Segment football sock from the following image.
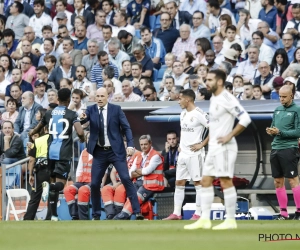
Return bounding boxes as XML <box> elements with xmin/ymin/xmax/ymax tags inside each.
<box><xmin>49</xmin><ymin>191</ymin><xmax>59</xmax><ymax>217</ymax></box>
<box><xmin>292</xmin><ymin>185</ymin><xmax>300</xmax><ymax>212</ymax></box>
<box><xmin>195</xmin><ymin>185</ymin><xmax>202</xmax><ymax>216</ymax></box>
<box><xmin>50</xmin><ymin>182</ymin><xmax>64</xmax><ymax>192</ymax></box>
<box><xmin>223</xmin><ymin>186</ymin><xmax>237</xmax><ymax>220</ymax></box>
<box><xmin>276</xmin><ymin>187</ymin><xmax>288</xmax><ymax>217</ymax></box>
<box><xmin>200</xmin><ymin>186</ymin><xmax>214</xmax><ymax>220</ymax></box>
<box><xmin>173</xmin><ymin>185</ymin><xmax>185</xmax><ymax>216</ymax></box>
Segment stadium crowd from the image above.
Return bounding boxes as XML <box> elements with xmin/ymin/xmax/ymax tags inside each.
<box><xmin>0</xmin><ymin>0</ymin><xmax>300</xmax><ymax>220</ymax></box>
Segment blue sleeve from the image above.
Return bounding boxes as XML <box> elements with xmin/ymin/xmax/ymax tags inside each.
<box><xmin>258</xmin><ymin>10</ymin><xmax>262</xmax><ymax>20</ymax></box>
<box><xmin>5</xmin><ymin>84</ymin><xmax>11</xmax><ymax>97</ymax></box>
<box><xmin>127</xmin><ymin>4</ymin><xmax>133</xmax><ymax>17</ymax></box>
<box><xmin>113</xmin><ymin>65</ymin><xmax>119</xmax><ymax>79</ymax></box>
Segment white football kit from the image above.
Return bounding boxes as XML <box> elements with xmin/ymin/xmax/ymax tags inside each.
<box><xmin>203</xmin><ymin>90</ymin><xmax>251</xmax><ymax>177</ymax></box>
<box><xmin>177</xmin><ymin>107</ymin><xmax>209</xmax><ymax>181</ymax></box>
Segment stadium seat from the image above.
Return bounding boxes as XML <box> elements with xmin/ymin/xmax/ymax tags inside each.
<box><xmin>149</xmin><ymin>15</ymin><xmax>156</xmax><ymax>31</ymax></box>
<box><xmin>152</xmin><ymin>68</ymin><xmax>158</xmax><ymax>82</ymax></box>
<box><xmin>157</xmin><ymin>65</ymin><xmax>167</xmax><ymax>81</ymax></box>
<box><xmin>6</xmin><ymin>189</ymin><xmax>30</xmax><ymax>221</ymax></box>
<box><xmin>155</xmin><ymin>15</ymin><xmax>161</xmax><ymax>29</ymax></box>
<box><xmin>153</xmin><ymin>81</ymin><xmax>161</xmax><ymax>93</ymax></box>
<box><xmin>135</xmin><ymin>30</ymin><xmax>141</xmax><ymax>39</ymax></box>
<box><xmin>6</xmin><ymin>165</ymin><xmax>22</xmax><ymax>189</ymax></box>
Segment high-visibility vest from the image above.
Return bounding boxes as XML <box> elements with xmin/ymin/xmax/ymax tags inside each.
<box><xmin>115</xmin><ymin>151</ymin><xmax>142</xmax><ymax>181</ymax></box>
<box><xmin>78</xmin><ymin>149</ymin><xmax>93</xmax><ymax>183</ymax></box>
<box><xmin>135</xmin><ymin>149</ymin><xmax>164</xmax><ymax>191</ymax></box>
<box><xmin>35</xmin><ymin>134</ymin><xmax>49</xmax><ymax>158</ymax></box>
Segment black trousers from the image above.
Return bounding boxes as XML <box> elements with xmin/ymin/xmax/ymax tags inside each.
<box><xmin>24</xmin><ymin>168</ymin><xmax>52</xmax><ymax>220</ymax></box>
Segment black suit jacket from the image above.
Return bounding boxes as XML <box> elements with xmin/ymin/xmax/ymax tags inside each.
<box><xmin>170</xmin><ymin>10</ymin><xmax>192</xmax><ymax>28</ymax></box>
<box><xmin>71</xmin><ymin>10</ymin><xmax>95</xmax><ymax>28</ymax></box>
<box><xmin>108</xmin><ymin>11</ymin><xmax>115</xmax><ymax>26</ymax></box>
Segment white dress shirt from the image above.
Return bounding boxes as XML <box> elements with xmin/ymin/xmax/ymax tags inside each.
<box><xmin>98</xmin><ymin>104</ymin><xmax>111</xmax><ymax>147</ymax></box>
<box><xmin>23</xmin><ymin>105</ymin><xmax>33</xmax><ymax>131</ymax></box>
<box><xmin>258</xmin><ymin>43</ymin><xmax>274</xmax><ymax>65</ymax></box>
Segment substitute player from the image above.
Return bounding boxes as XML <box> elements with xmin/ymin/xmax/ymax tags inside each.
<box><xmin>184</xmin><ymin>69</ymin><xmax>251</xmax><ymax>230</ymax></box>
<box><xmin>163</xmin><ymin>89</ymin><xmax>209</xmax><ymax>220</ymax></box>
<box><xmin>29</xmin><ymin>88</ymin><xmax>85</xmax><ymax>221</ymax></box>
<box><xmin>266</xmin><ymin>85</ymin><xmax>300</xmax><ymax>220</ymax></box>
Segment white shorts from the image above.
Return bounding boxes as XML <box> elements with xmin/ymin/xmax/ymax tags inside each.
<box><xmin>203</xmin><ymin>149</ymin><xmax>237</xmax><ymax>178</ymax></box>
<box><xmin>176</xmin><ymin>152</ymin><xmax>203</xmax><ymax>181</ymax></box>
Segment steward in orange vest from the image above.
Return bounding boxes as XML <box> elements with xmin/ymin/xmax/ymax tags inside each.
<box><xmin>114</xmin><ymin>135</ymin><xmax>164</xmax><ymax>220</ymax></box>
<box><xmin>101</xmin><ymin>150</ymin><xmax>141</xmax><ymax>219</ymax></box>
<box><xmin>64</xmin><ymin>149</ymin><xmax>93</xmax><ymax>220</ymax></box>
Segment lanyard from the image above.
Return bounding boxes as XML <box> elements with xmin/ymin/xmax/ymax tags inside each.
<box><xmin>141</xmin><ymin>148</ymin><xmax>152</xmax><ymax>168</ymax></box>
<box><xmin>169</xmin><ymin>149</ymin><xmax>178</xmax><ymax>166</ymax></box>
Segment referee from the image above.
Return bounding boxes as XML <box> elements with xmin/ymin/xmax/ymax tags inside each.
<box><xmin>266</xmin><ymin>85</ymin><xmax>300</xmax><ymax>220</ymax></box>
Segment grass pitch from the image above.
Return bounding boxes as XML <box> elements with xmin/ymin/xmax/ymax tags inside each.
<box><xmin>0</xmin><ymin>221</ymin><xmax>299</xmax><ymax>250</ymax></box>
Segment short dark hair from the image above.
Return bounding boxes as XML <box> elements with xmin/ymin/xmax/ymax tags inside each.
<box><xmin>122</xmin><ymin>60</ymin><xmax>131</xmax><ymax>66</ymax></box>
<box><xmin>180</xmin><ymin>89</ymin><xmax>196</xmax><ymax>101</ymax></box>
<box><xmin>230</xmin><ymin>43</ymin><xmax>242</xmax><ymax>52</ymax></box>
<box><xmin>102</xmin><ymin>24</ymin><xmax>112</xmax><ymax>32</ymax></box>
<box><xmin>58</xmin><ymin>88</ymin><xmax>71</xmax><ymax>102</ymax></box>
<box><xmin>225</xmin><ymin>25</ymin><xmax>237</xmax><ymax>33</ymax></box>
<box><xmin>14</xmin><ymin>1</ymin><xmax>24</xmax><ymax>13</ymax></box>
<box><xmin>63</xmin><ymin>37</ymin><xmax>74</xmax><ymax>47</ymax></box>
<box><xmin>3</xmin><ymin>29</ymin><xmax>15</xmax><ymax>40</ymax></box>
<box><xmin>275</xmin><ymin>0</ymin><xmax>287</xmax><ymax>4</ymax></box>
<box><xmin>193</xmin><ymin>10</ymin><xmax>204</xmax><ymax>18</ymax></box>
<box><xmin>10</xmin><ymin>83</ymin><xmax>22</xmax><ymax>91</ymax></box>
<box><xmin>97</xmin><ymin>50</ymin><xmax>108</xmax><ymax>60</ymax></box>
<box><xmin>160</xmin><ymin>12</ymin><xmax>171</xmax><ymax>20</ymax></box>
<box><xmin>225</xmin><ymin>82</ymin><xmax>233</xmax><ymax>90</ymax></box>
<box><xmin>103</xmin><ymin>65</ymin><xmax>115</xmax><ymax>79</ymax></box>
<box><xmin>44</xmin><ymin>38</ymin><xmax>55</xmax><ymax>46</ymax></box>
<box><xmin>60</xmin><ymin>78</ymin><xmax>72</xmax><ymax>86</ymax></box>
<box><xmin>131</xmin><ymin>62</ymin><xmax>142</xmax><ymax>69</ymax></box>
<box><xmin>42</xmin><ymin>25</ymin><xmax>52</xmax><ymax>33</ymax></box>
<box><xmin>118</xmin><ymin>30</ymin><xmax>130</xmax><ymax>40</ymax></box>
<box><xmin>72</xmin><ymin>89</ymin><xmax>84</xmax><ymax>99</ymax></box>
<box><xmin>209</xmin><ymin>69</ymin><xmax>226</xmax><ymax>85</ymax></box>
<box><xmin>253</xmin><ymin>85</ymin><xmax>262</xmax><ymax>91</ymax></box>
<box><xmin>252</xmin><ymin>31</ymin><xmax>264</xmax><ymax>39</ymax></box>
<box><xmin>208</xmin><ymin>0</ymin><xmax>220</xmax><ymax>9</ymax></box>
<box><xmin>102</xmin><ymin>0</ymin><xmax>114</xmax><ymax>7</ymax></box>
<box><xmin>140</xmin><ymin>76</ymin><xmax>153</xmax><ymax>86</ymax></box>
<box><xmin>167</xmin><ymin>130</ymin><xmax>178</xmax><ymax>137</ymax></box>
<box><xmin>36</xmin><ymin>66</ymin><xmax>49</xmax><ymax>74</ymax></box>
<box><xmin>6</xmin><ymin>98</ymin><xmax>18</xmax><ymax>107</ymax></box>
<box><xmin>2</xmin><ymin>120</ymin><xmax>14</xmax><ymax>129</ymax></box>
<box><xmin>140</xmin><ymin>26</ymin><xmax>151</xmax><ymax>33</ymax></box>
<box><xmin>44</xmin><ymin>55</ymin><xmax>57</xmax><ymax>64</ymax></box>
<box><xmin>58</xmin><ymin>24</ymin><xmax>68</xmax><ymax>30</ymax></box>
<box><xmin>184</xmin><ymin>51</ymin><xmax>195</xmax><ymax>65</ymax></box>
<box><xmin>33</xmin><ymin>0</ymin><xmax>45</xmax><ymax>7</ymax></box>
<box><xmin>199</xmin><ymin>88</ymin><xmax>212</xmax><ymax>100</ymax></box>
<box><xmin>76</xmin><ymin>65</ymin><xmax>86</xmax><ymax>72</ymax></box>
<box><xmin>55</xmin><ymin>0</ymin><xmax>67</xmax><ymax>7</ymax></box>
<box><xmin>143</xmin><ymin>85</ymin><xmax>156</xmax><ymax>93</ymax></box>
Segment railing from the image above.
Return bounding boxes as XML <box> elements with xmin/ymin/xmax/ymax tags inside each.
<box><xmin>0</xmin><ymin>157</ymin><xmax>30</xmax><ymax>220</ymax></box>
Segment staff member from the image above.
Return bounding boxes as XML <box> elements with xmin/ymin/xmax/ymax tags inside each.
<box><xmin>80</xmin><ymin>88</ymin><xmax>142</xmax><ymax>220</ymax></box>
<box><xmin>266</xmin><ymin>85</ymin><xmax>300</xmax><ymax>220</ymax></box>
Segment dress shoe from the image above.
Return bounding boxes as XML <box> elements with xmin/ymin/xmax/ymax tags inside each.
<box><xmin>135</xmin><ymin>213</ymin><xmax>144</xmax><ymax>220</ymax></box>
<box><xmin>113</xmin><ymin>211</ymin><xmax>130</xmax><ymax>220</ymax></box>
<box><xmin>92</xmin><ymin>216</ymin><xmax>100</xmax><ymax>220</ymax></box>
<box><xmin>106</xmin><ymin>214</ymin><xmax>115</xmax><ymax>220</ymax></box>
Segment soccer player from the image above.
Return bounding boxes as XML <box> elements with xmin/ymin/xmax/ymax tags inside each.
<box><xmin>29</xmin><ymin>88</ymin><xmax>85</xmax><ymax>221</ymax></box>
<box><xmin>163</xmin><ymin>89</ymin><xmax>209</xmax><ymax>220</ymax></box>
<box><xmin>184</xmin><ymin>69</ymin><xmax>251</xmax><ymax>230</ymax></box>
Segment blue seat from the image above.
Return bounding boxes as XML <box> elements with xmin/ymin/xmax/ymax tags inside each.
<box><xmin>153</xmin><ymin>81</ymin><xmax>161</xmax><ymax>93</ymax></box>
<box><xmin>155</xmin><ymin>15</ymin><xmax>161</xmax><ymax>29</ymax></box>
<box><xmin>149</xmin><ymin>15</ymin><xmax>156</xmax><ymax>31</ymax></box>
<box><xmin>152</xmin><ymin>68</ymin><xmax>158</xmax><ymax>82</ymax></box>
<box><xmin>135</xmin><ymin>30</ymin><xmax>141</xmax><ymax>39</ymax></box>
<box><xmin>157</xmin><ymin>65</ymin><xmax>167</xmax><ymax>81</ymax></box>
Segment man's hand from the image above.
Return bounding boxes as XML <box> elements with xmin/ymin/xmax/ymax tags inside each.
<box><xmin>126</xmin><ymin>147</ymin><xmax>135</xmax><ymax>156</ymax></box>
<box><xmin>217</xmin><ymin>134</ymin><xmax>233</xmax><ymax>145</ymax></box>
<box><xmin>4</xmin><ymin>135</ymin><xmax>11</xmax><ymax>141</ymax></box>
<box><xmin>266</xmin><ymin>127</ymin><xmax>279</xmax><ymax>135</ymax></box>
<box><xmin>165</xmin><ymin>142</ymin><xmax>170</xmax><ymax>152</ymax></box>
<box><xmin>190</xmin><ymin>143</ymin><xmax>204</xmax><ymax>152</ymax></box>
<box><xmin>29</xmin><ymin>175</ymin><xmax>34</xmax><ymax>186</ymax></box>
<box><xmin>80</xmin><ymin>112</ymin><xmax>87</xmax><ymax>120</ymax></box>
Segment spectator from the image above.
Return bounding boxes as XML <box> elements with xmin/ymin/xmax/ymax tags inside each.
<box><xmin>143</xmin><ymin>85</ymin><xmax>159</xmax><ymax>101</ymax></box>
<box><xmin>274</xmin><ymin>0</ymin><xmax>294</xmax><ymax>36</ymax></box>
<box><xmin>119</xmin><ymin>60</ymin><xmax>133</xmax><ymax>82</ymax></box>
<box><xmin>112</xmin><ymin>10</ymin><xmax>135</xmax><ymax>37</ymax></box>
<box><xmin>169</xmin><ymin>85</ymin><xmax>183</xmax><ymax>101</ymax></box>
<box><xmin>171</xmin><ymin>60</ymin><xmax>189</xmax><ymax>86</ymax></box>
<box><xmin>282</xmin><ymin>63</ymin><xmax>300</xmax><ymax>90</ymax></box>
<box><xmin>293</xmin><ymin>47</ymin><xmax>300</xmax><ymax>64</ymax></box>
<box><xmin>71</xmin><ymin>0</ymin><xmax>95</xmax><ymax>28</ymax></box>
<box><xmin>282</xmin><ymin>33</ymin><xmax>297</xmax><ymax>63</ymax></box>
<box><xmin>102</xmin><ymin>65</ymin><xmax>122</xmax><ymax>94</ymax></box>
<box><xmin>131</xmin><ymin>62</ymin><xmax>143</xmax><ymax>88</ymax></box>
<box><xmin>74</xmin><ymin>25</ymin><xmax>89</xmax><ymax>55</ymax></box>
<box><xmin>52</xmin><ymin>1</ymin><xmax>73</xmax><ymax>34</ymax></box>
<box><xmin>236</xmin><ymin>9</ymin><xmax>261</xmax><ymax>48</ymax></box>
<box><xmin>44</xmin><ymin>55</ymin><xmax>57</xmax><ymax>77</ymax></box>
<box><xmin>49</xmin><ymin>53</ymin><xmax>77</xmax><ymax>89</ymax></box>
<box><xmin>38</xmin><ymin>38</ymin><xmax>57</xmax><ymax>67</ymax></box>
<box><xmin>73</xmin><ymin>65</ymin><xmax>94</xmax><ymax>103</ymax></box>
<box><xmin>206</xmin><ymin>0</ymin><xmax>236</xmax><ymax>33</ymax></box>
<box><xmin>15</xmin><ymin>91</ymin><xmax>42</xmax><ymax>141</ymax></box>
<box><xmin>212</xmin><ymin>35</ymin><xmax>225</xmax><ymax>65</ymax></box>
<box><xmin>0</xmin><ymin>121</ymin><xmax>26</xmax><ymax>166</ymax></box>
<box><xmin>5</xmin><ymin>68</ymin><xmax>33</xmax><ymax>104</ymax></box>
<box><xmin>39</xmin><ymin>26</ymin><xmax>56</xmax><ymax>55</ymax></box>
<box><xmin>131</xmin><ymin>44</ymin><xmax>153</xmax><ymax>78</ymax></box>
<box><xmin>219</xmin><ymin>61</ymin><xmax>233</xmax><ymax>82</ymax></box>
<box><xmin>223</xmin><ymin>25</ymin><xmax>245</xmax><ymax>58</ymax></box>
<box><xmin>259</xmin><ymin>0</ymin><xmax>277</xmax><ymax>31</ymax></box>
<box><xmin>55</xmin><ymin>24</ymin><xmax>70</xmax><ymax>55</ymax></box>
<box><xmin>180</xmin><ymin>0</ymin><xmax>206</xmax><ymax>15</ymax></box>
<box><xmin>184</xmin><ymin>74</ymin><xmax>201</xmax><ymax>95</ymax></box>
<box><xmin>5</xmin><ymin>0</ymin><xmax>34</xmax><ymax>18</ymax></box>
<box><xmin>81</xmin><ymin>39</ymin><xmax>99</xmax><ymax>80</ymax></box>
<box><xmin>152</xmin><ymin>12</ymin><xmax>180</xmax><ymax>54</ymax></box>
<box><xmin>197</xmin><ymin>88</ymin><xmax>212</xmax><ymax>101</ymax></box>
<box><xmin>257</xmin><ymin>21</ymin><xmax>280</xmax><ymax>53</ymax></box>
<box><xmin>7</xmin><ymin>84</ymin><xmax>22</xmax><ymax>110</ymax></box>
<box><xmin>236</xmin><ymin>45</ymin><xmax>260</xmax><ymax>83</ymax></box>
<box><xmin>283</xmin><ymin>76</ymin><xmax>300</xmax><ymax>99</ymax></box>
<box><xmin>86</xmin><ymin>10</ymin><xmax>105</xmax><ymax>43</ymax></box>
<box><xmin>58</xmin><ymin>37</ymin><xmax>83</xmax><ymax>66</ymax></box>
<box><xmin>3</xmin><ymin>29</ymin><xmax>18</xmax><ymax>55</ymax></box>
<box><xmin>103</xmin><ymin>79</ymin><xmax>115</xmax><ymax>102</ymax></box>
<box><xmin>245</xmin><ymin>0</ymin><xmax>263</xmax><ymax>19</ymax></box>
<box><xmin>216</xmin><ymin>14</ymin><xmax>232</xmax><ymax>38</ymax></box>
<box><xmin>237</xmin><ymin>82</ymin><xmax>255</xmax><ymax>100</ymax></box>
<box><xmin>68</xmin><ymin>89</ymin><xmax>86</xmax><ymax>117</ymax></box>
<box><xmin>29</xmin><ymin>0</ymin><xmax>53</xmax><ymax>39</ymax></box>
<box><xmin>223</xmin><ymin>48</ymin><xmax>238</xmax><ymax>76</ymax></box>
<box><xmin>108</xmin><ymin>38</ymin><xmax>130</xmax><ymax>75</ymax></box>
<box><xmin>12</xmin><ymin>39</ymin><xmax>40</xmax><ymax>67</ymax></box>
<box><xmin>60</xmin><ymin>78</ymin><xmax>73</xmax><ymax>90</ymax></box>
<box><xmin>194</xmin><ymin>64</ymin><xmax>208</xmax><ymax>85</ymax></box>
<box><xmin>190</xmin><ymin>11</ymin><xmax>210</xmax><ymax>40</ymax></box>
<box><xmin>140</xmin><ymin>26</ymin><xmax>166</xmax><ymax>70</ymax></box>
<box><xmin>232</xmin><ymin>75</ymin><xmax>244</xmax><ymax>96</ymax></box>
<box><xmin>253</xmin><ymin>61</ymin><xmax>276</xmax><ymax>99</ymax></box>
<box><xmin>283</xmin><ymin>3</ymin><xmax>300</xmax><ymax>48</ymax></box>
<box><xmin>165</xmin><ymin>0</ymin><xmax>192</xmax><ymax>30</ymax></box>
<box><xmin>179</xmin><ymin>51</ymin><xmax>194</xmax><ymax>75</ymax></box>
<box><xmin>172</xmin><ymin>24</ymin><xmax>196</xmax><ymax>59</ymax></box>
<box><xmin>162</xmin><ymin>53</ymin><xmax>175</xmax><ymax>80</ymax></box>
<box><xmin>35</xmin><ymin>66</ymin><xmax>56</xmax><ymax>90</ymax></box>
<box><xmin>5</xmin><ymin>2</ymin><xmax>29</xmax><ymax>40</ymax></box>
<box><xmin>47</xmin><ymin>88</ymin><xmax>58</xmax><ymax>104</ymax></box>
<box><xmin>34</xmin><ymin>81</ymin><xmax>48</xmax><ymax>108</ymax></box>
<box><xmin>270</xmin><ymin>48</ymin><xmax>289</xmax><ymax>76</ymax></box>
<box><xmin>252</xmin><ymin>31</ymin><xmax>274</xmax><ymax>65</ymax></box>
<box><xmin>90</xmin><ymin>50</ymin><xmax>119</xmax><ymax>89</ymax></box>
<box><xmin>112</xmin><ymin>93</ymin><xmax>124</xmax><ymax>102</ymax></box>
<box><xmin>160</xmin><ymin>130</ymin><xmax>179</xmax><ymax>188</ymax></box>
<box><xmin>253</xmin><ymin>85</ymin><xmax>265</xmax><ymax>100</ymax></box>
<box><xmin>205</xmin><ymin>50</ymin><xmax>219</xmax><ymax>70</ymax></box>
<box><xmin>225</xmin><ymin>81</ymin><xmax>233</xmax><ymax>94</ymax></box>
<box><xmin>270</xmin><ymin>76</ymin><xmax>284</xmax><ymax>99</ymax></box>
<box><xmin>0</xmin><ymin>65</ymin><xmax>10</xmax><ymax>110</ymax></box>
<box><xmin>71</xmin><ymin>15</ymin><xmax>86</xmax><ymax>39</ymax></box>
<box><xmin>122</xmin><ymin>80</ymin><xmax>141</xmax><ymax>102</ymax></box>
<box><xmin>118</xmin><ymin>30</ymin><xmax>140</xmax><ymax>58</ymax></box>
<box><xmin>127</xmin><ymin>0</ymin><xmax>150</xmax><ymax>29</ymax></box>
<box><xmin>193</xmin><ymin>38</ymin><xmax>211</xmax><ymax>66</ymax></box>
<box><xmin>21</xmin><ymin>55</ymin><xmax>37</xmax><ymax>88</ymax></box>
<box><xmin>1</xmin><ymin>98</ymin><xmax>19</xmax><ymax>123</ymax></box>
<box><xmin>99</xmin><ymin>25</ymin><xmax>113</xmax><ymax>53</ymax></box>
<box><xmin>230</xmin><ymin>43</ymin><xmax>244</xmax><ymax>63</ymax></box>
<box><xmin>159</xmin><ymin>75</ymin><xmax>174</xmax><ymax>101</ymax></box>
<box><xmin>138</xmin><ymin>76</ymin><xmax>152</xmax><ymax>97</ymax></box>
